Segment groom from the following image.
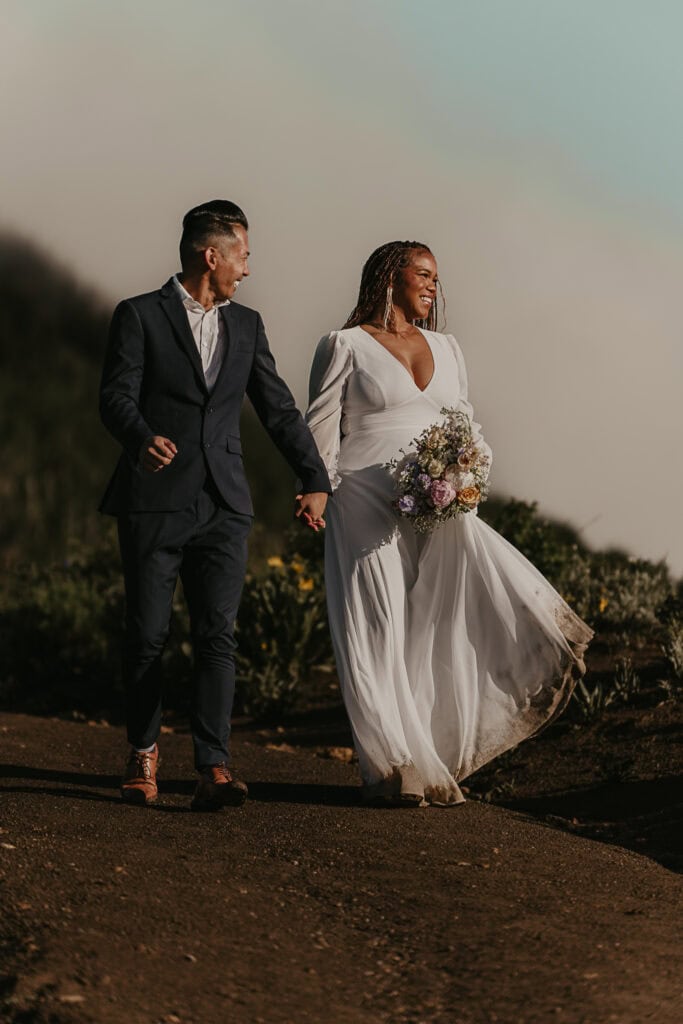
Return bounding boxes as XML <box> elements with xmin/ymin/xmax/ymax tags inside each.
<box><xmin>99</xmin><ymin>200</ymin><xmax>330</xmax><ymax>810</ymax></box>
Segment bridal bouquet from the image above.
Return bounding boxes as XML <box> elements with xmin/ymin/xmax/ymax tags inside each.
<box><xmin>385</xmin><ymin>408</ymin><xmax>491</xmax><ymax>533</ymax></box>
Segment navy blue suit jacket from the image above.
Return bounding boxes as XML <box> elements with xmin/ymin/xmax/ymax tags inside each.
<box><xmin>99</xmin><ymin>278</ymin><xmax>330</xmax><ymax>515</ymax></box>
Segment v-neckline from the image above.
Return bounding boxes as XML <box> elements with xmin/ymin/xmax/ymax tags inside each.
<box><xmin>354</xmin><ymin>325</ymin><xmax>436</xmax><ymax>394</ymax></box>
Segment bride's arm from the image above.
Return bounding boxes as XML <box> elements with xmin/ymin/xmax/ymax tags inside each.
<box><xmin>305</xmin><ymin>331</ymin><xmax>354</xmax><ymax>490</ymax></box>
<box><xmin>445</xmin><ymin>334</ymin><xmax>493</xmax><ymax>474</ymax></box>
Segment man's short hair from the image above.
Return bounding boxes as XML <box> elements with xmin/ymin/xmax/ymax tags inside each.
<box><xmin>179</xmin><ymin>200</ymin><xmax>249</xmax><ymax>266</ymax></box>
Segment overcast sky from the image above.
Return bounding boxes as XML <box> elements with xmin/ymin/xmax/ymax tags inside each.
<box><xmin>2</xmin><ymin>0</ymin><xmax>682</xmax><ymax>572</ymax></box>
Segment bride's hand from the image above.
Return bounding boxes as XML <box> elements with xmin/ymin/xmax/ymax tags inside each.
<box><xmin>295</xmin><ymin>492</ymin><xmax>327</xmax><ymax>531</ymax></box>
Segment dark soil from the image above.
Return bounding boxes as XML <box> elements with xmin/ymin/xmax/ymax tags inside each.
<box><xmin>1</xmin><ymin>700</ymin><xmax>682</xmax><ymax>1024</ymax></box>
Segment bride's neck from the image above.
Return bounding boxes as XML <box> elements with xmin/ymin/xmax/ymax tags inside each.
<box><xmin>367</xmin><ymin>305</ymin><xmax>413</xmax><ymax>336</ymax></box>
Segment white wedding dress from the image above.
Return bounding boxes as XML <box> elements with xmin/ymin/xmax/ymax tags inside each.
<box><xmin>306</xmin><ymin>327</ymin><xmax>593</xmax><ymax>805</ymax></box>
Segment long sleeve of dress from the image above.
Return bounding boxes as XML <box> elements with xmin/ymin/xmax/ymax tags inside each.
<box><xmin>305</xmin><ymin>332</ymin><xmax>354</xmax><ymax>490</ymax></box>
<box><xmin>445</xmin><ymin>333</ymin><xmax>493</xmax><ymax>476</ymax></box>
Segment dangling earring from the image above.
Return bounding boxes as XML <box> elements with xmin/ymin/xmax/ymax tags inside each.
<box><xmin>382</xmin><ymin>285</ymin><xmax>393</xmax><ymax>331</ymax></box>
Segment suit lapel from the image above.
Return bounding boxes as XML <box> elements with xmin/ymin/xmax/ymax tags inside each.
<box><xmin>158</xmin><ymin>279</ymin><xmax>208</xmax><ymax>393</ymax></box>
<box><xmin>210</xmin><ymin>303</ymin><xmax>238</xmax><ymax>395</ymax></box>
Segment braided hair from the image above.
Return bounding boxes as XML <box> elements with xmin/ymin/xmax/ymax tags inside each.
<box><xmin>343</xmin><ymin>240</ymin><xmax>442</xmax><ymax>332</ymax></box>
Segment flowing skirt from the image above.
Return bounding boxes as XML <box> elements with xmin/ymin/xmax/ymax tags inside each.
<box><xmin>324</xmin><ymin>462</ymin><xmax>593</xmax><ymax>806</ymax></box>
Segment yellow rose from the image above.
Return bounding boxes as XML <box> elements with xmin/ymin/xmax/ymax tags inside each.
<box><xmin>458</xmin><ymin>486</ymin><xmax>481</xmax><ymax>507</ymax></box>
<box><xmin>427</xmin><ymin>458</ymin><xmax>445</xmax><ymax>478</ymax></box>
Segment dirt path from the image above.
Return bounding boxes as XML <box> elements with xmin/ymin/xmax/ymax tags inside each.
<box><xmin>1</xmin><ymin>712</ymin><xmax>681</xmax><ymax>1024</ymax></box>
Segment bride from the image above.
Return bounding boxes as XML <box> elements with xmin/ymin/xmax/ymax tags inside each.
<box><xmin>305</xmin><ymin>240</ymin><xmax>593</xmax><ymax>807</ymax></box>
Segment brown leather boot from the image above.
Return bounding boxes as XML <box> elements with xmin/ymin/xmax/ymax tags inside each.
<box><xmin>191</xmin><ymin>763</ymin><xmax>248</xmax><ymax>811</ymax></box>
<box><xmin>121</xmin><ymin>745</ymin><xmax>159</xmax><ymax>806</ymax></box>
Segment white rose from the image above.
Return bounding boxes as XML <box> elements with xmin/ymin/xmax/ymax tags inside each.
<box><xmin>443</xmin><ymin>465</ymin><xmax>474</xmax><ymax>490</ymax></box>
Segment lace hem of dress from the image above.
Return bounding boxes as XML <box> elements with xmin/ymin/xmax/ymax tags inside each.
<box><xmin>453</xmin><ymin>607</ymin><xmax>594</xmax><ymax>783</ymax></box>
<box><xmin>361</xmin><ymin>764</ymin><xmax>465</xmax><ymax>807</ymax></box>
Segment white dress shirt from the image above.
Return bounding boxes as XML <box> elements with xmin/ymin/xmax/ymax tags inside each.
<box><xmin>172</xmin><ymin>275</ymin><xmax>229</xmax><ymax>391</ymax></box>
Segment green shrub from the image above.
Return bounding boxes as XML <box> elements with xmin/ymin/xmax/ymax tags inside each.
<box><xmin>481</xmin><ymin>497</ymin><xmax>585</xmax><ymax>581</ymax></box>
<box><xmin>234</xmin><ymin>528</ymin><xmax>333</xmax><ymax>718</ymax></box>
<box><xmin>569</xmin><ymin>656</ymin><xmax>642</xmax><ymax>722</ymax></box>
<box><xmin>587</xmin><ymin>552</ymin><xmax>673</xmax><ymax>628</ymax></box>
<box><xmin>0</xmin><ymin>525</ymin><xmax>332</xmax><ymax>722</ymax></box>
<box><xmin>0</xmin><ymin>500</ymin><xmax>679</xmax><ymax>723</ymax></box>
<box><xmin>0</xmin><ymin>529</ymin><xmax>195</xmax><ymax>719</ymax></box>
<box><xmin>662</xmin><ymin>618</ymin><xmax>683</xmax><ymax>683</ymax></box>
<box><xmin>481</xmin><ymin>498</ymin><xmax>675</xmax><ymax>632</ymax></box>
<box><xmin>0</xmin><ymin>530</ymin><xmax>125</xmax><ymax>716</ymax></box>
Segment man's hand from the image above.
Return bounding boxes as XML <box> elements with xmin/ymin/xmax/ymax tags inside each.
<box><xmin>139</xmin><ymin>435</ymin><xmax>178</xmax><ymax>473</ymax></box>
<box><xmin>295</xmin><ymin>492</ymin><xmax>328</xmax><ymax>532</ymax></box>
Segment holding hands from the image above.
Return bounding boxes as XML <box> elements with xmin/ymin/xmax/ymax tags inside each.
<box><xmin>139</xmin><ymin>439</ymin><xmax>326</xmax><ymax>532</ymax></box>
<box><xmin>139</xmin><ymin>438</ymin><xmax>326</xmax><ymax>531</ymax></box>
<box><xmin>295</xmin><ymin>492</ymin><xmax>327</xmax><ymax>532</ymax></box>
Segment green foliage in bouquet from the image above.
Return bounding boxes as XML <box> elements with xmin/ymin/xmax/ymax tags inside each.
<box><xmin>386</xmin><ymin>408</ymin><xmax>491</xmax><ymax>533</ymax></box>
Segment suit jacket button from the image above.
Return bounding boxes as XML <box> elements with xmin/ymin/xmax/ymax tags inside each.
<box><xmin>204</xmin><ymin>442</ymin><xmax>211</xmax><ymax>448</ymax></box>
<box><xmin>207</xmin><ymin>406</ymin><xmax>214</xmax><ymax>413</ymax></box>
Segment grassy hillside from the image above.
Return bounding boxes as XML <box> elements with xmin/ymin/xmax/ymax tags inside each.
<box><xmin>0</xmin><ymin>235</ymin><xmax>113</xmax><ymax>562</ymax></box>
<box><xmin>0</xmin><ymin>234</ymin><xmax>297</xmax><ymax>567</ymax></box>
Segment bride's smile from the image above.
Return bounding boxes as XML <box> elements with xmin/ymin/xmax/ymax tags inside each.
<box><xmin>392</xmin><ymin>251</ymin><xmax>439</xmax><ymax>323</ymax></box>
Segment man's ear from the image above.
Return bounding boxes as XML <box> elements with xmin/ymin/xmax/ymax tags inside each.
<box><xmin>204</xmin><ymin>246</ymin><xmax>218</xmax><ymax>270</ymax></box>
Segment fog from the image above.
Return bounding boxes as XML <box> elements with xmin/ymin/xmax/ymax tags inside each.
<box><xmin>2</xmin><ymin>0</ymin><xmax>681</xmax><ymax>571</ymax></box>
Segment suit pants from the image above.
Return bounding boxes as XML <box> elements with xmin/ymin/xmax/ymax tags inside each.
<box><xmin>117</xmin><ymin>479</ymin><xmax>252</xmax><ymax>769</ymax></box>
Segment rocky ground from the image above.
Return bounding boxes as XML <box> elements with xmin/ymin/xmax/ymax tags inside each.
<box><xmin>1</xmin><ymin>704</ymin><xmax>682</xmax><ymax>1024</ymax></box>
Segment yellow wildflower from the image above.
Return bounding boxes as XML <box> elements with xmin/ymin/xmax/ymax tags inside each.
<box><xmin>260</xmin><ymin>641</ymin><xmax>268</xmax><ymax>650</ymax></box>
<box><xmin>598</xmin><ymin>595</ymin><xmax>609</xmax><ymax>614</ymax></box>
<box><xmin>267</xmin><ymin>556</ymin><xmax>284</xmax><ymax>568</ymax></box>
<box><xmin>298</xmin><ymin>577</ymin><xmax>314</xmax><ymax>591</ymax></box>
<box><xmin>290</xmin><ymin>560</ymin><xmax>305</xmax><ymax>574</ymax></box>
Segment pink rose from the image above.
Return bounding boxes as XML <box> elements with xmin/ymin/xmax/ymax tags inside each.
<box><xmin>430</xmin><ymin>479</ymin><xmax>457</xmax><ymax>509</ymax></box>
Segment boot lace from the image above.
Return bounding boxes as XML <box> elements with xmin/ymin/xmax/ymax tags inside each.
<box><xmin>129</xmin><ymin>750</ymin><xmax>154</xmax><ymax>779</ymax></box>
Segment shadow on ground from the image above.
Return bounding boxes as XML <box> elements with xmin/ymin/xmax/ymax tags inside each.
<box><xmin>0</xmin><ymin>761</ymin><xmax>359</xmax><ymax>809</ymax></box>
<box><xmin>499</xmin><ymin>775</ymin><xmax>683</xmax><ymax>873</ymax></box>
